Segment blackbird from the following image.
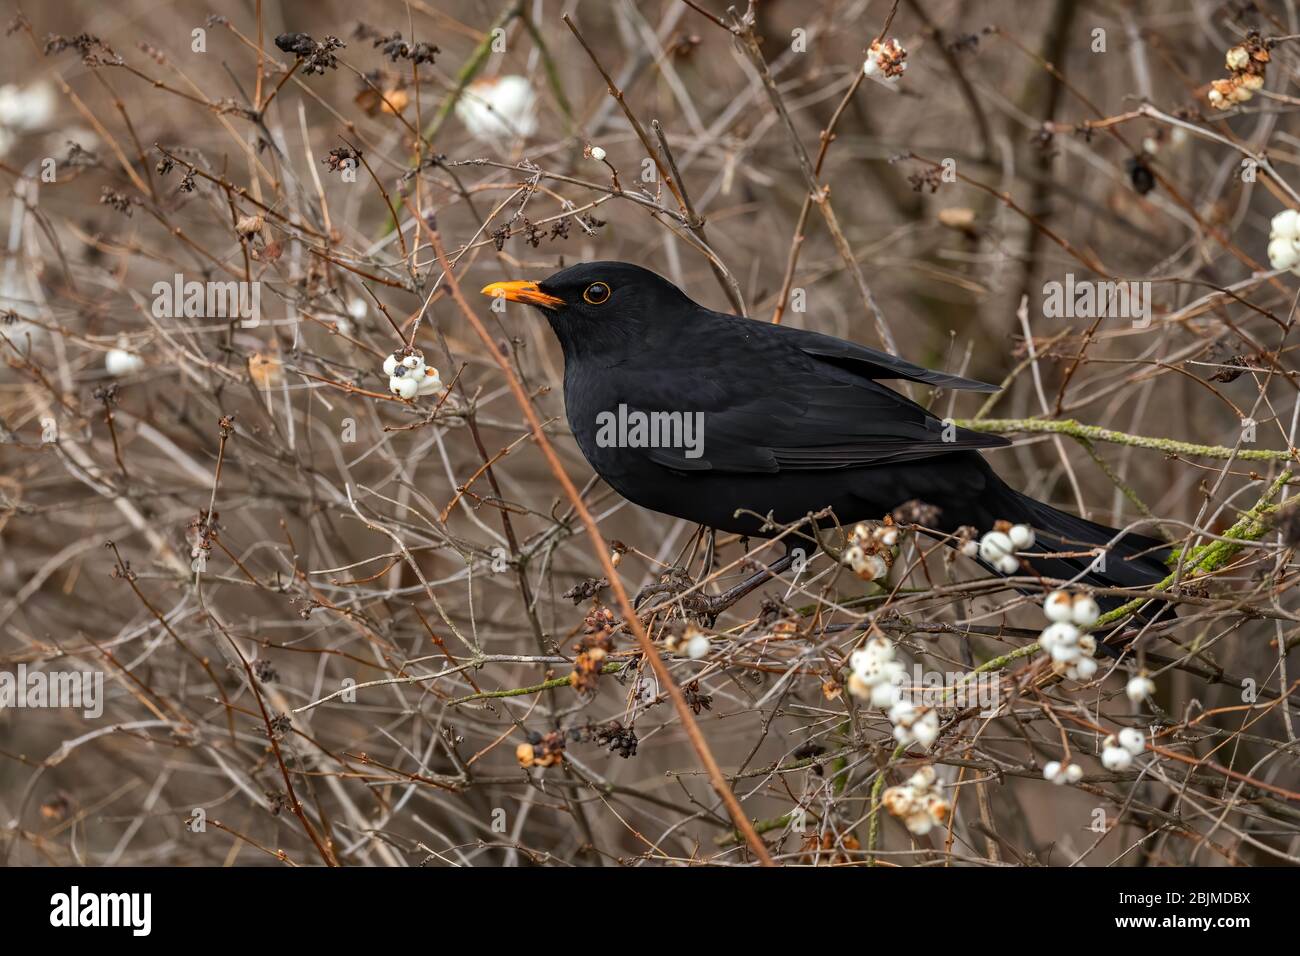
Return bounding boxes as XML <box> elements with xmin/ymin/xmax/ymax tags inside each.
<box><xmin>481</xmin><ymin>261</ymin><xmax>1170</xmax><ymax>619</ymax></box>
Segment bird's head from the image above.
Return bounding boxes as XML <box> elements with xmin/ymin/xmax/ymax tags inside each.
<box><xmin>480</xmin><ymin>261</ymin><xmax>694</xmax><ymax>358</ymax></box>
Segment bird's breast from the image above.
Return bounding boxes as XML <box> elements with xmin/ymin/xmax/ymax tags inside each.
<box><xmin>563</xmin><ymin>365</ymin><xmax>629</xmax><ymax>475</ymax></box>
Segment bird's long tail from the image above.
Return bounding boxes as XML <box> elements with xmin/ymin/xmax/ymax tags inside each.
<box><xmin>984</xmin><ymin>482</ymin><xmax>1172</xmax><ymax>607</ymax></box>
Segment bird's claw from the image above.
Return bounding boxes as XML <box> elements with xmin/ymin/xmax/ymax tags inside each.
<box><xmin>680</xmin><ymin>592</ymin><xmax>726</xmax><ymax>627</ymax></box>
<box><xmin>633</xmin><ymin>567</ymin><xmax>695</xmax><ymax>610</ymax></box>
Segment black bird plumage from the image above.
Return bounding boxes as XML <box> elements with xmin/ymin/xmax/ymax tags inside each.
<box><xmin>482</xmin><ymin>261</ymin><xmax>1171</xmax><ymax>618</ymax></box>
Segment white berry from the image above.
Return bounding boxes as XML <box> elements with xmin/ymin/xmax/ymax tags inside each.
<box><xmin>1102</xmin><ymin>744</ymin><xmax>1133</xmax><ymax>771</ymax></box>
<box><xmin>978</xmin><ymin>530</ymin><xmax>1014</xmax><ymax>562</ymax></box>
<box><xmin>105</xmin><ymin>343</ymin><xmax>145</xmax><ymax>377</ymax></box>
<box><xmin>860</xmin><ymin>553</ymin><xmax>889</xmax><ymax>582</ymax></box>
<box><xmin>1008</xmin><ymin>524</ymin><xmax>1035</xmax><ymax>549</ymax></box>
<box><xmin>904</xmin><ymin>811</ymin><xmax>933</xmax><ymax>835</ymax></box>
<box><xmin>1039</xmin><ymin>621</ymin><xmax>1081</xmax><ymax>652</ymax></box>
<box><xmin>1043</xmin><ymin>590</ymin><xmax>1074</xmax><ymax>623</ymax></box>
<box><xmin>1268</xmin><ymin>237</ymin><xmax>1300</xmax><ymax>271</ymax></box>
<box><xmin>874</xmin><ymin>526</ymin><xmax>900</xmax><ymax>547</ymax></box>
<box><xmin>911</xmin><ymin>710</ymin><xmax>940</xmax><ymax>748</ymax></box>
<box><xmin>416</xmin><ymin>367</ymin><xmax>444</xmax><ymax>396</ymax></box>
<box><xmin>684</xmin><ymin>632</ymin><xmax>710</xmax><ymax>659</ymax></box>
<box><xmin>871</xmin><ymin>681</ymin><xmax>901</xmax><ymax>709</ymax></box>
<box><xmin>1072</xmin><ymin>656</ymin><xmax>1098</xmax><ymax>681</ymax></box>
<box><xmin>1118</xmin><ymin>727</ymin><xmax>1145</xmax><ymax>755</ymax></box>
<box><xmin>1071</xmin><ymin>594</ymin><xmax>1100</xmax><ymax>627</ymax></box>
<box><xmin>1126</xmin><ymin>674</ymin><xmax>1155</xmax><ymax>703</ymax></box>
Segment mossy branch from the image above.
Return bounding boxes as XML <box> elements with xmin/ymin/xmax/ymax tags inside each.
<box><xmin>956</xmin><ymin>470</ymin><xmax>1293</xmax><ymax>673</ymax></box>
<box><xmin>448</xmin><ymin>661</ymin><xmax>623</xmax><ymax>704</ymax></box>
<box><xmin>953</xmin><ymin>417</ymin><xmax>1297</xmax><ymax>462</ymax></box>
<box><xmin>1090</xmin><ymin>468</ymin><xmax>1293</xmax><ymax>629</ymax></box>
<box><xmin>866</xmin><ymin>742</ymin><xmax>908</xmax><ymax>863</ymax></box>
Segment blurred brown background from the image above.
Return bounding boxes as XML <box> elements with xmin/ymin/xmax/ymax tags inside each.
<box><xmin>0</xmin><ymin>0</ymin><xmax>1297</xmax><ymax>867</ymax></box>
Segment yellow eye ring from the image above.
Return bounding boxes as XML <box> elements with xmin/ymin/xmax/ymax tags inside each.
<box><xmin>583</xmin><ymin>282</ymin><xmax>611</xmax><ymax>305</ymax></box>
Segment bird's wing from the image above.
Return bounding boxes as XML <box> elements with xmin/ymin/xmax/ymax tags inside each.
<box><xmin>616</xmin><ymin>318</ymin><xmax>1008</xmax><ymax>475</ymax></box>
<box><xmin>775</xmin><ymin>323</ymin><xmax>1000</xmax><ymax>392</ymax></box>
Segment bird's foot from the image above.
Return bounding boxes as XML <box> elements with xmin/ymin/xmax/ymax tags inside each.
<box><xmin>677</xmin><ymin>591</ymin><xmax>730</xmax><ymax>628</ymax></box>
<box><xmin>633</xmin><ymin>567</ymin><xmax>728</xmax><ymax>625</ymax></box>
<box><xmin>691</xmin><ymin>552</ymin><xmax>800</xmax><ymax>622</ymax></box>
<box><xmin>633</xmin><ymin>567</ymin><xmax>695</xmax><ymax>610</ymax></box>
<box><xmin>636</xmin><ymin>553</ymin><xmax>800</xmax><ymax>624</ymax></box>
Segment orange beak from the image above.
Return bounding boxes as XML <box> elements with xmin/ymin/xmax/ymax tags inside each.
<box><xmin>479</xmin><ymin>279</ymin><xmax>565</xmax><ymax>309</ymax></box>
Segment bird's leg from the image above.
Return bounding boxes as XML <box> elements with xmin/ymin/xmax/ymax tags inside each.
<box><xmin>699</xmin><ymin>528</ymin><xmax>716</xmax><ymax>580</ymax></box>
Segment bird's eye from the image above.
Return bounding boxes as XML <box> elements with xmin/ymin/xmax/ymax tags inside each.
<box><xmin>583</xmin><ymin>282</ymin><xmax>611</xmax><ymax>305</ymax></box>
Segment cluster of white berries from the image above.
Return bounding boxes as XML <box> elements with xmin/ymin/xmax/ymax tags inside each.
<box><xmin>105</xmin><ymin>336</ymin><xmax>145</xmax><ymax>377</ymax></box>
<box><xmin>1126</xmin><ymin>671</ymin><xmax>1156</xmax><ymax>703</ymax></box>
<box><xmin>383</xmin><ymin>349</ymin><xmax>443</xmax><ymax>400</ymax></box>
<box><xmin>456</xmin><ymin>75</ymin><xmax>538</xmax><ymax>141</ymax></box>
<box><xmin>863</xmin><ymin>37</ymin><xmax>907</xmax><ymax>83</ymax></box>
<box><xmin>846</xmin><ymin>636</ymin><xmax>939</xmax><ymax>747</ymax></box>
<box><xmin>0</xmin><ymin>81</ymin><xmax>55</xmax><ymax>158</ymax></box>
<box><xmin>1039</xmin><ymin>589</ymin><xmax>1102</xmax><ymax>681</ymax></box>
<box><xmin>962</xmin><ymin>522</ymin><xmax>1034</xmax><ymax>574</ymax></box>
<box><xmin>1207</xmin><ymin>39</ymin><xmax>1268</xmax><ymax>110</ymax></box>
<box><xmin>841</xmin><ymin>520</ymin><xmax>899</xmax><ymax>582</ymax></box>
<box><xmin>888</xmin><ymin>697</ymin><xmax>940</xmax><ymax>749</ymax></box>
<box><xmin>1042</xmin><ymin>760</ymin><xmax>1084</xmax><ymax>785</ymax></box>
<box><xmin>847</xmin><ymin>636</ymin><xmax>906</xmax><ymax>708</ymax></box>
<box><xmin>1101</xmin><ymin>727</ymin><xmax>1147</xmax><ymax>771</ymax></box>
<box><xmin>1267</xmin><ymin>210</ymin><xmax>1300</xmax><ymax>274</ymax></box>
<box><xmin>881</xmin><ymin>766</ymin><xmax>950</xmax><ymax>836</ymax></box>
